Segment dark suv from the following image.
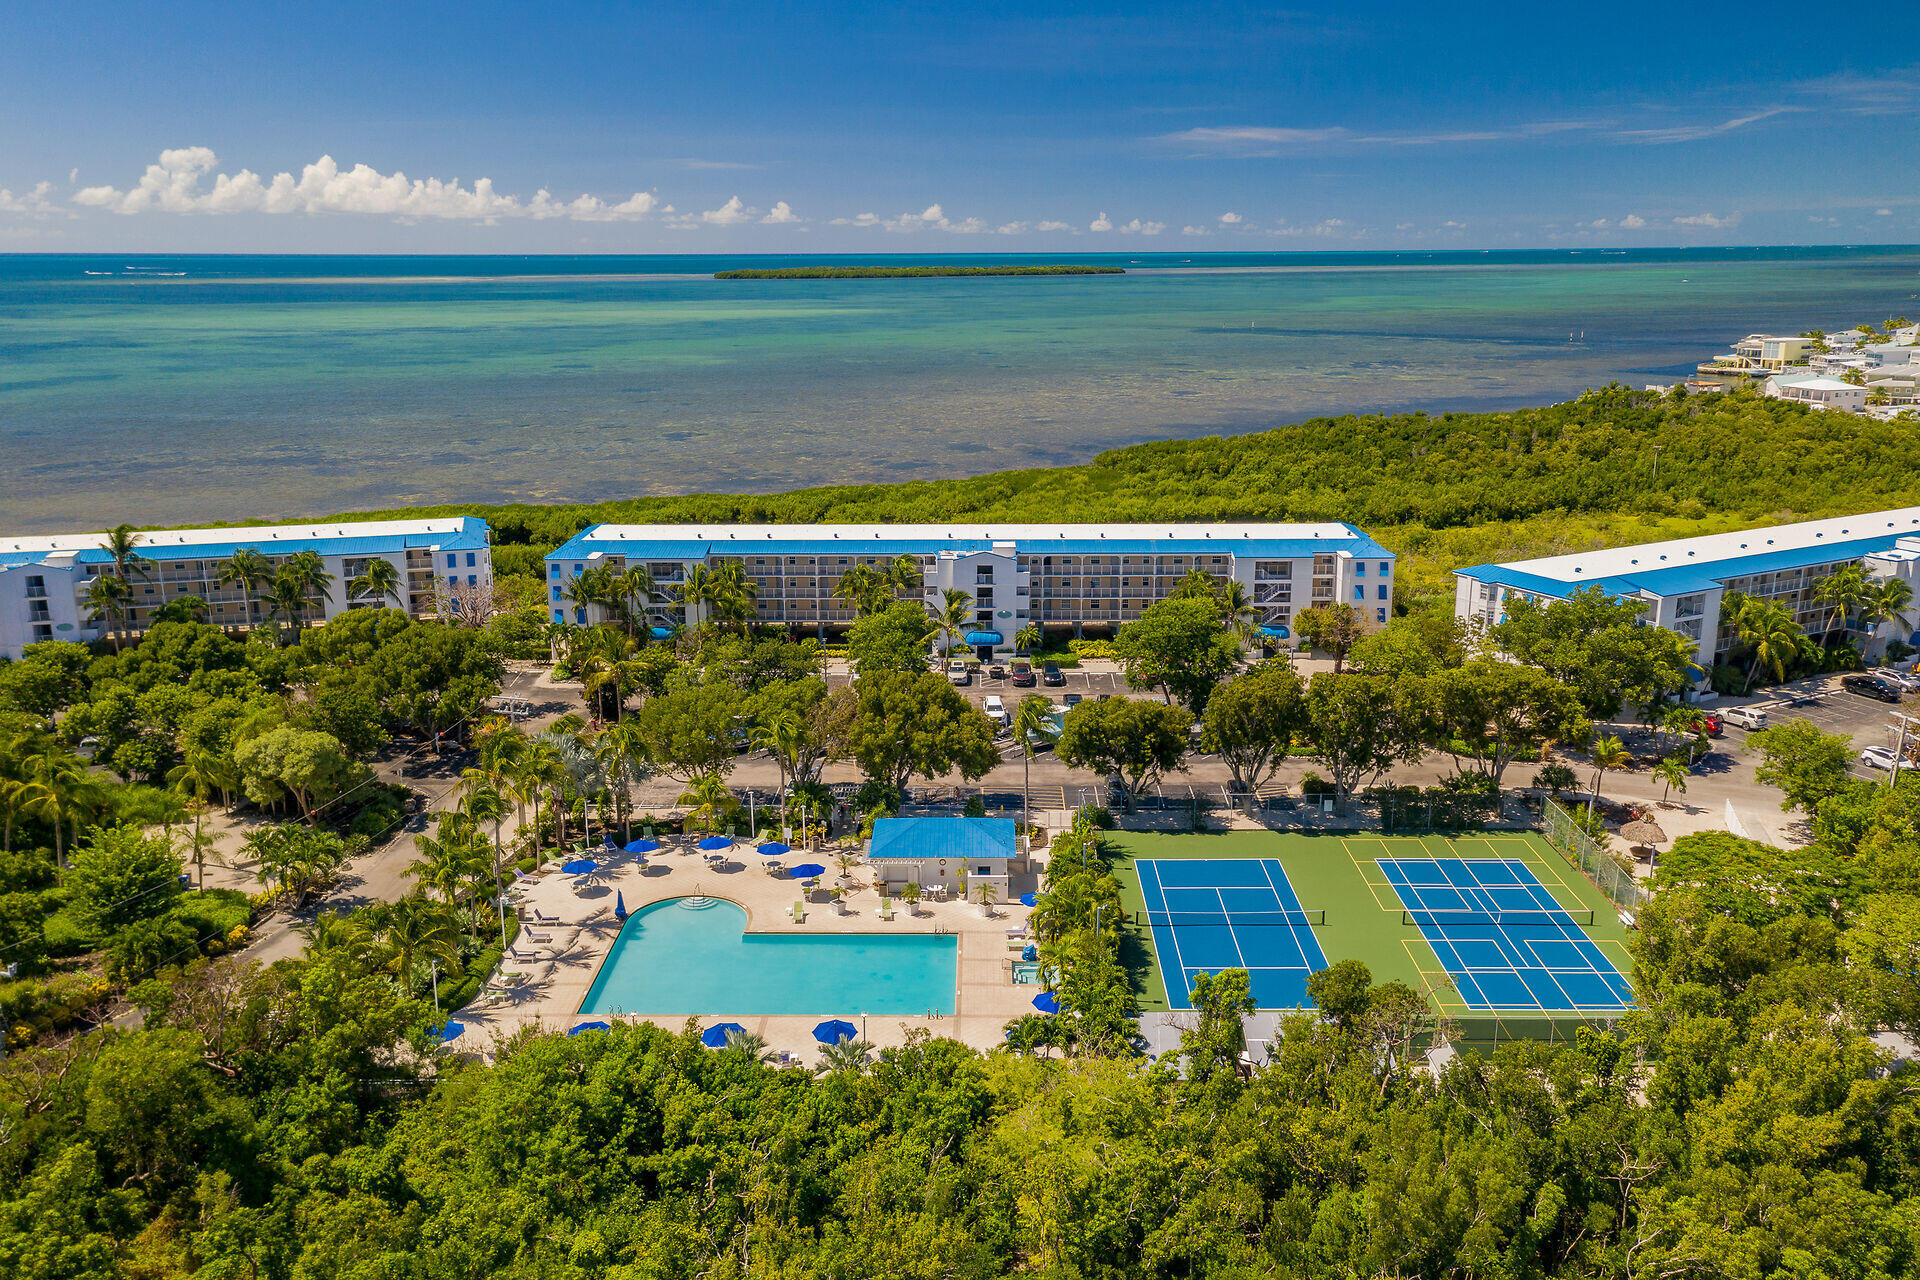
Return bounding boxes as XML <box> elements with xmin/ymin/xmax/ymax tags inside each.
<box><xmin>1041</xmin><ymin>661</ymin><xmax>1066</xmax><ymax>687</ymax></box>
<box><xmin>1841</xmin><ymin>673</ymin><xmax>1904</xmax><ymax>704</ymax></box>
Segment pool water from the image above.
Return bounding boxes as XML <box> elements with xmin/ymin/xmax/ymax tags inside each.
<box><xmin>578</xmin><ymin>897</ymin><xmax>959</xmax><ymax>1016</ymax></box>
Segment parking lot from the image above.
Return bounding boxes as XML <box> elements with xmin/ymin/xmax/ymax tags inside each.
<box><xmin>1711</xmin><ymin>670</ymin><xmax>1917</xmax><ymax>783</ymax></box>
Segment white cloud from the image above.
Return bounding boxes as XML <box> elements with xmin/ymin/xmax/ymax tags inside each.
<box><xmin>1620</xmin><ymin>213</ymin><xmax>1647</xmax><ymax>228</ymax></box>
<box><xmin>1089</xmin><ymin>211</ymin><xmax>1113</xmax><ymax>232</ymax></box>
<box><xmin>759</xmin><ymin>200</ymin><xmax>800</xmax><ymax>224</ymax></box>
<box><xmin>1218</xmin><ymin>211</ymin><xmax>1243</xmax><ymax>224</ymax></box>
<box><xmin>829</xmin><ymin>203</ymin><xmax>988</xmax><ymax>234</ymax></box>
<box><xmin>1267</xmin><ymin>218</ymin><xmax>1349</xmax><ymax>239</ymax></box>
<box><xmin>1877</xmin><ymin>207</ymin><xmax>1894</xmax><ymax>216</ymax></box>
<box><xmin>1114</xmin><ymin>218</ymin><xmax>1164</xmax><ymax>235</ymax></box>
<box><xmin>68</xmin><ymin>146</ymin><xmax>665</xmax><ymax>223</ymax></box>
<box><xmin>1035</xmin><ymin>219</ymin><xmax>1074</xmax><ymax>233</ymax></box>
<box><xmin>700</xmin><ymin>195</ymin><xmax>754</xmax><ymax>225</ymax></box>
<box><xmin>995</xmin><ymin>221</ymin><xmax>1028</xmax><ymax>235</ymax></box>
<box><xmin>1181</xmin><ymin>225</ymin><xmax>1211</xmax><ymax>236</ymax></box>
<box><xmin>0</xmin><ymin>181</ymin><xmax>60</xmax><ymax>216</ymax></box>
<box><xmin>1673</xmin><ymin>211</ymin><xmax>1740</xmax><ymax>228</ymax></box>
<box><xmin>67</xmin><ymin>168</ymin><xmax>78</xmax><ymax>184</ymax></box>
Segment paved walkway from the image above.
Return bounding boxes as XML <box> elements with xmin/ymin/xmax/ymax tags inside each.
<box><xmin>445</xmin><ymin>834</ymin><xmax>1049</xmax><ymax>1064</ymax></box>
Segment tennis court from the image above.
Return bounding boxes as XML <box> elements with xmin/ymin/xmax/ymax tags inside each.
<box><xmin>1137</xmin><ymin>858</ymin><xmax>1328</xmax><ymax>1009</ymax></box>
<box><xmin>1380</xmin><ymin>858</ymin><xmax>1633</xmax><ymax>1012</ymax></box>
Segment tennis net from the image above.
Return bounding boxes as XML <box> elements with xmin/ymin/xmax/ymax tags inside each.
<box><xmin>1138</xmin><ymin>908</ymin><xmax>1325</xmax><ymax>928</ymax></box>
<box><xmin>1400</xmin><ymin>907</ymin><xmax>1594</xmax><ymax>928</ymax></box>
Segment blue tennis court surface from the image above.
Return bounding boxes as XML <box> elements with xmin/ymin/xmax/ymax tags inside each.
<box><xmin>1138</xmin><ymin>858</ymin><xmax>1327</xmax><ymax>1009</ymax></box>
<box><xmin>1381</xmin><ymin>858</ymin><xmax>1633</xmax><ymax>1011</ymax></box>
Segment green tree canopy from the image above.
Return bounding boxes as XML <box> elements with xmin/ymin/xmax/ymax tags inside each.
<box><xmin>846</xmin><ymin>669</ymin><xmax>1000</xmax><ymax>792</ymax></box>
<box><xmin>1112</xmin><ymin>597</ymin><xmax>1241</xmax><ymax>713</ymax></box>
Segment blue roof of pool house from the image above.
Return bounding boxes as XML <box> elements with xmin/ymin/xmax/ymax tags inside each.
<box><xmin>869</xmin><ymin>816</ymin><xmax>1017</xmax><ymax>862</ymax></box>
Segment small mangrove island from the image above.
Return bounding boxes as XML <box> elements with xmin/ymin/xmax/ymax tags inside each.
<box><xmin>714</xmin><ymin>264</ymin><xmax>1126</xmax><ymax>279</ymax></box>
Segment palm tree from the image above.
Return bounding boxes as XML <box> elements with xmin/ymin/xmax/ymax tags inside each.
<box><xmin>711</xmin><ymin>561</ymin><xmax>758</xmax><ymax>634</ymax></box>
<box><xmin>18</xmin><ymin>743</ymin><xmax>103</xmax><ymax>867</ymax></box>
<box><xmin>1216</xmin><ymin>579</ymin><xmax>1260</xmax><ymax>649</ymax></box>
<box><xmin>216</xmin><ymin>548</ymin><xmax>272</xmax><ymax>634</ymax></box>
<box><xmin>678</xmin><ymin>771</ymin><xmax>739</xmax><ymax>834</ymax></box>
<box><xmin>720</xmin><ymin>1029</ymin><xmax>777</xmax><ymax>1063</ymax></box>
<box><xmin>349</xmin><ymin>558</ymin><xmax>404</xmax><ymax>609</ymax></box>
<box><xmin>408</xmin><ymin>820</ymin><xmax>492</xmax><ymax>905</ymax></box>
<box><xmin>81</xmin><ymin>573</ymin><xmax>134</xmax><ymax>653</ymax></box>
<box><xmin>101</xmin><ymin>524</ymin><xmax>155</xmax><ymax>583</ymax></box>
<box><xmin>816</xmin><ymin>1038</ymin><xmax>872</xmax><ymax>1074</ymax></box>
<box><xmin>1723</xmin><ymin>592</ymin><xmax>1807</xmax><ymax>691</ymax></box>
<box><xmin>380</xmin><ymin>895</ymin><xmax>462</xmax><ymax>996</ymax></box>
<box><xmin>1867</xmin><ymin>577</ymin><xmax>1916</xmax><ymax>644</ymax></box>
<box><xmin>267</xmin><ymin>568</ymin><xmax>312</xmax><ymax>643</ymax></box>
<box><xmin>301</xmin><ymin>911</ymin><xmax>372</xmax><ymax>963</ymax></box>
<box><xmin>887</xmin><ymin>553</ymin><xmax>922</xmax><ymax>599</ymax></box>
<box><xmin>1811</xmin><ymin>564</ymin><xmax>1873</xmax><ymax>642</ymax></box>
<box><xmin>602</xmin><ymin>719</ymin><xmax>651</xmax><ymax>840</ymax></box>
<box><xmin>617</xmin><ymin>564</ymin><xmax>658</xmax><ymax>638</ymax></box>
<box><xmin>751</xmin><ymin>706</ymin><xmax>807</xmax><ymax>800</ymax></box>
<box><xmin>678</xmin><ymin>563</ymin><xmax>718</xmax><ymax>626</ymax></box>
<box><xmin>1013</xmin><ymin>694</ymin><xmax>1055</xmax><ymax>837</ymax></box>
<box><xmin>831</xmin><ymin>566</ymin><xmax>893</xmax><ymax>618</ymax></box>
<box><xmin>166</xmin><ymin>750</ymin><xmax>228</xmax><ymax>887</ymax></box>
<box><xmin>932</xmin><ymin>589</ymin><xmax>974</xmax><ymax>660</ymax></box>
<box><xmin>1587</xmin><ymin>734</ymin><xmax>1631</xmax><ymax>823</ymax></box>
<box><xmin>1653</xmin><ymin>755</ymin><xmax>1690</xmax><ymax>805</ymax></box>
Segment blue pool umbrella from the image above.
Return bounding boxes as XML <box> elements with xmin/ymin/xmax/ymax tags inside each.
<box><xmin>614</xmin><ymin>891</ymin><xmax>627</xmax><ymax>921</ymax></box>
<box><xmin>697</xmin><ymin>835</ymin><xmax>732</xmax><ymax>851</ymax></box>
<box><xmin>701</xmin><ymin>1022</ymin><xmax>747</xmax><ymax>1048</ymax></box>
<box><xmin>569</xmin><ymin>1021</ymin><xmax>612</xmax><ymax>1035</ymax></box>
<box><xmin>1019</xmin><ymin>892</ymin><xmax>1039</xmax><ymax>907</ymax></box>
<box><xmin>813</xmin><ymin>1019</ymin><xmax>859</xmax><ymax>1045</ymax></box>
<box><xmin>1032</xmin><ymin>992</ymin><xmax>1060</xmax><ymax>1014</ymax></box>
<box><xmin>787</xmin><ymin>862</ymin><xmax>827</xmax><ymax>879</ymax></box>
<box><xmin>624</xmin><ymin>839</ymin><xmax>659</xmax><ymax>855</ymax></box>
<box><xmin>562</xmin><ymin>858</ymin><xmax>599</xmax><ymax>876</ymax></box>
<box><xmin>757</xmin><ymin>841</ymin><xmax>792</xmax><ymax>857</ymax></box>
<box><xmin>431</xmin><ymin>1020</ymin><xmax>466</xmax><ymax>1043</ymax></box>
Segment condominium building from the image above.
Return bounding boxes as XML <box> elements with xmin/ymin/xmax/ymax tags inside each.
<box><xmin>0</xmin><ymin>517</ymin><xmax>493</xmax><ymax>659</ymax></box>
<box><xmin>1455</xmin><ymin>508</ymin><xmax>1920</xmax><ymax>669</ymax></box>
<box><xmin>545</xmin><ymin>523</ymin><xmax>1396</xmax><ymax>657</ymax></box>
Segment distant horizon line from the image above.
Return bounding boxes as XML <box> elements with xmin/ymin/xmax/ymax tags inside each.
<box><xmin>4</xmin><ymin>243</ymin><xmax>1920</xmax><ymax>260</ymax></box>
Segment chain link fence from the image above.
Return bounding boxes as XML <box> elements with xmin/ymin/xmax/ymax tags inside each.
<box><xmin>1540</xmin><ymin>797</ymin><xmax>1647</xmax><ymax>909</ymax></box>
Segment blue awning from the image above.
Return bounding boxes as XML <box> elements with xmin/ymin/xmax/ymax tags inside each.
<box><xmin>1258</xmin><ymin>625</ymin><xmax>1290</xmax><ymax>639</ymax></box>
<box><xmin>649</xmin><ymin>626</ymin><xmax>676</xmax><ymax>640</ymax></box>
<box><xmin>964</xmin><ymin>630</ymin><xmax>1003</xmax><ymax>645</ymax></box>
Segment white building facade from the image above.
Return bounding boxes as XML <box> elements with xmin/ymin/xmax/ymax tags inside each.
<box><xmin>545</xmin><ymin>522</ymin><xmax>1396</xmax><ymax>658</ymax></box>
<box><xmin>1455</xmin><ymin>508</ymin><xmax>1920</xmax><ymax>670</ymax></box>
<box><xmin>0</xmin><ymin>517</ymin><xmax>492</xmax><ymax>659</ymax></box>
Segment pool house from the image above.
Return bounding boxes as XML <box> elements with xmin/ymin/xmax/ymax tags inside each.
<box><xmin>869</xmin><ymin>815</ymin><xmax>1015</xmax><ymax>901</ymax></box>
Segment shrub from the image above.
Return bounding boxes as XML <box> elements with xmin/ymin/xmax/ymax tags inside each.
<box><xmin>1300</xmin><ymin>772</ymin><xmax>1336</xmax><ymax>797</ymax></box>
<box><xmin>0</xmin><ymin>973</ymin><xmax>112</xmax><ymax>1045</ymax></box>
<box><xmin>1887</xmin><ymin>640</ymin><xmax>1915</xmax><ymax>663</ymax></box>
<box><xmin>167</xmin><ymin>888</ymin><xmax>252</xmax><ymax>946</ymax></box>
<box><xmin>1066</xmin><ymin>640</ymin><xmax>1116</xmax><ymax>660</ymax></box>
<box><xmin>1535</xmin><ymin>763</ymin><xmax>1580</xmax><ymax>795</ymax></box>
<box><xmin>41</xmin><ymin>906</ymin><xmax>96</xmax><ymax>957</ymax></box>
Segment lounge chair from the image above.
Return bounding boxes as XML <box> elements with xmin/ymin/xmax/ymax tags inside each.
<box><xmin>524</xmin><ymin>930</ymin><xmax>554</xmax><ymax>944</ymax></box>
<box><xmin>529</xmin><ymin>908</ymin><xmax>560</xmax><ymax>924</ymax></box>
<box><xmin>880</xmin><ymin>898</ymin><xmax>894</xmax><ymax>921</ymax></box>
<box><xmin>792</xmin><ymin>900</ymin><xmax>804</xmax><ymax>923</ymax></box>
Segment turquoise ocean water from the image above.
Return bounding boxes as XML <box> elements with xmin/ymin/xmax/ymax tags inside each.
<box><xmin>3</xmin><ymin>248</ymin><xmax>1918</xmax><ymax>532</ymax></box>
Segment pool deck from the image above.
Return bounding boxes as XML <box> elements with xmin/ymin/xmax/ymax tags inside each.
<box><xmin>448</xmin><ymin>836</ymin><xmax>1047</xmax><ymax>1062</ymax></box>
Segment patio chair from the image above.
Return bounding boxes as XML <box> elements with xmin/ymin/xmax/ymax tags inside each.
<box><xmin>528</xmin><ymin>908</ymin><xmax>560</xmax><ymax>924</ymax></box>
<box><xmin>524</xmin><ymin>930</ymin><xmax>554</xmax><ymax>944</ymax></box>
<box><xmin>880</xmin><ymin>898</ymin><xmax>894</xmax><ymax>921</ymax></box>
<box><xmin>792</xmin><ymin>900</ymin><xmax>805</xmax><ymax>923</ymax></box>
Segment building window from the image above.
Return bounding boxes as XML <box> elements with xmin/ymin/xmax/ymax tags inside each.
<box><xmin>1377</xmin><ymin>585</ymin><xmax>1389</xmax><ymax>600</ymax></box>
<box><xmin>552</xmin><ymin>587</ymin><xmax>561</xmax><ymax>602</ymax></box>
<box><xmin>574</xmin><ymin>607</ymin><xmax>586</xmax><ymax>624</ymax></box>
<box><xmin>448</xmin><ymin>576</ymin><xmax>458</xmax><ymax>587</ymax></box>
<box><xmin>549</xmin><ymin>565</ymin><xmax>559</xmax><ymax>579</ymax></box>
<box><xmin>1379</xmin><ymin>562</ymin><xmax>1391</xmax><ymax>575</ymax></box>
<box><xmin>1356</xmin><ymin>563</ymin><xmax>1366</xmax><ymax>577</ymax></box>
<box><xmin>465</xmin><ymin>552</ymin><xmax>476</xmax><ymax>568</ymax></box>
<box><xmin>1353</xmin><ymin>586</ymin><xmax>1364</xmax><ymax>600</ymax></box>
<box><xmin>1377</xmin><ymin>608</ymin><xmax>1387</xmax><ymax>623</ymax></box>
<box><xmin>976</xmin><ymin>865</ymin><xmax>992</xmax><ymax>875</ymax></box>
<box><xmin>554</xmin><ymin>609</ymin><xmax>564</xmax><ymax>624</ymax></box>
<box><xmin>468</xmin><ymin>574</ymin><xmax>478</xmax><ymax>586</ymax></box>
<box><xmin>446</xmin><ymin>553</ymin><xmax>456</xmax><ymax>568</ymax></box>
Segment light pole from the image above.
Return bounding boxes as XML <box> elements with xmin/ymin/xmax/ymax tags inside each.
<box><xmin>1651</xmin><ymin>444</ymin><xmax>1664</xmax><ymax>484</ymax></box>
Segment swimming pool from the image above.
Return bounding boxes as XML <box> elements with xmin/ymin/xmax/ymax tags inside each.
<box><xmin>577</xmin><ymin>897</ymin><xmax>959</xmax><ymax>1016</ymax></box>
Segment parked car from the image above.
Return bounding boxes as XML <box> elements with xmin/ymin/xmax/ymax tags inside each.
<box><xmin>1041</xmin><ymin>661</ymin><xmax>1066</xmax><ymax>687</ymax></box>
<box><xmin>1721</xmin><ymin>705</ymin><xmax>1770</xmax><ymax>731</ymax></box>
<box><xmin>1861</xmin><ymin>745</ymin><xmax>1900</xmax><ymax>771</ymax></box>
<box><xmin>982</xmin><ymin>694</ymin><xmax>1006</xmax><ymax>718</ymax></box>
<box><xmin>1695</xmin><ymin>712</ymin><xmax>1723</xmax><ymax>738</ymax></box>
<box><xmin>1063</xmin><ymin>692</ymin><xmax>1084</xmax><ymax>708</ymax></box>
<box><xmin>946</xmin><ymin>658</ymin><xmax>971</xmax><ymax>686</ymax></box>
<box><xmin>1842</xmin><ymin>673</ymin><xmax>1903</xmax><ymax>703</ymax></box>
<box><xmin>1010</xmin><ymin>661</ymin><xmax>1036</xmax><ymax>687</ymax></box>
<box><xmin>987</xmin><ymin>664</ymin><xmax>1006</xmax><ymax>681</ymax></box>
<box><xmin>1877</xmin><ymin>668</ymin><xmax>1920</xmax><ymax>692</ymax></box>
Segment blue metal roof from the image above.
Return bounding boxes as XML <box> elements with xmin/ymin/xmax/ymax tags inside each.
<box><xmin>869</xmin><ymin>815</ymin><xmax>1016</xmax><ymax>862</ymax></box>
<box><xmin>1458</xmin><ymin>531</ymin><xmax>1909</xmax><ymax>602</ymax></box>
<box><xmin>549</xmin><ymin>524</ymin><xmax>1395</xmax><ymax>564</ymax></box>
<box><xmin>1</xmin><ymin>518</ymin><xmax>489</xmax><ymax>569</ymax></box>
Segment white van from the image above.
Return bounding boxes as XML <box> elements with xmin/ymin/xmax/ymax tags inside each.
<box><xmin>1721</xmin><ymin>705</ymin><xmax>1770</xmax><ymax>731</ymax></box>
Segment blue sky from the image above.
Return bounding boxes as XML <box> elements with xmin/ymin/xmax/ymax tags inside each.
<box><xmin>3</xmin><ymin>0</ymin><xmax>1915</xmax><ymax>251</ymax></box>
